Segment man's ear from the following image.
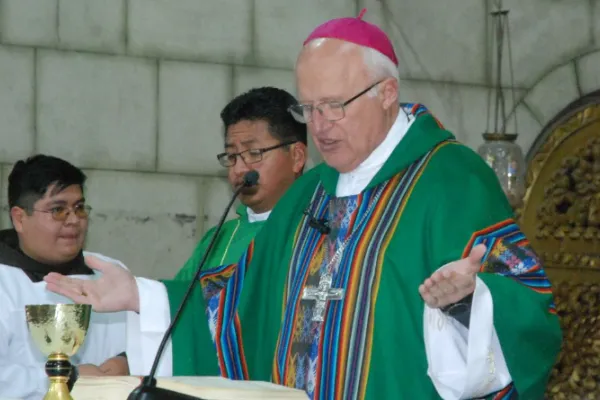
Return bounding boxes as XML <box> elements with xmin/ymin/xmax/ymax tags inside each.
<box><xmin>381</xmin><ymin>78</ymin><xmax>399</xmax><ymax>110</ymax></box>
<box><xmin>10</xmin><ymin>206</ymin><xmax>26</xmax><ymax>233</ymax></box>
<box><xmin>292</xmin><ymin>143</ymin><xmax>308</xmax><ymax>174</ymax></box>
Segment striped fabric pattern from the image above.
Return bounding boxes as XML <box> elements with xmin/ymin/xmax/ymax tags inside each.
<box><xmin>465</xmin><ymin>219</ymin><xmax>557</xmax><ymax>314</ymax></box>
<box><xmin>271</xmin><ymin>141</ymin><xmax>452</xmax><ymax>400</ymax></box>
<box><xmin>199</xmin><ymin>243</ymin><xmax>254</xmax><ymax>380</ymax></box>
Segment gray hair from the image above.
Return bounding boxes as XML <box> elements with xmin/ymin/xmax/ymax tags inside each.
<box><xmin>361</xmin><ymin>45</ymin><xmax>399</xmax><ymax>97</ymax></box>
<box><xmin>304</xmin><ymin>38</ymin><xmax>399</xmax><ymax>97</ymax></box>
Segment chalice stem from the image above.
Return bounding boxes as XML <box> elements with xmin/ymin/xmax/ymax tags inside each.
<box><xmin>45</xmin><ymin>352</ymin><xmax>73</xmax><ymax>400</ymax></box>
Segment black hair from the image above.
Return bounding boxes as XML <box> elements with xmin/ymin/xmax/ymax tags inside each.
<box><xmin>220</xmin><ymin>86</ymin><xmax>307</xmax><ymax>145</ymax></box>
<box><xmin>8</xmin><ymin>154</ymin><xmax>87</xmax><ymax>212</ymax></box>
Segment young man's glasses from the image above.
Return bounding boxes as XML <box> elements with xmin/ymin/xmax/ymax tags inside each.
<box><xmin>32</xmin><ymin>204</ymin><xmax>92</xmax><ymax>221</ymax></box>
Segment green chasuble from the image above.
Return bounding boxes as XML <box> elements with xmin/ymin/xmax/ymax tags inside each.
<box><xmin>173</xmin><ymin>204</ymin><xmax>266</xmax><ymax>281</ymax></box>
<box><xmin>163</xmin><ymin>104</ymin><xmax>562</xmax><ymax>400</ymax></box>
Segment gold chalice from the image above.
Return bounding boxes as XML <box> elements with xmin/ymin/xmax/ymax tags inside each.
<box><xmin>25</xmin><ymin>304</ymin><xmax>92</xmax><ymax>400</ymax></box>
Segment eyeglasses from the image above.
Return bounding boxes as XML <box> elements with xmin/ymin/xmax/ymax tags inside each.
<box><xmin>32</xmin><ymin>204</ymin><xmax>92</xmax><ymax>221</ymax></box>
<box><xmin>216</xmin><ymin>140</ymin><xmax>297</xmax><ymax>168</ymax></box>
<box><xmin>288</xmin><ymin>80</ymin><xmax>384</xmax><ymax>124</ymax></box>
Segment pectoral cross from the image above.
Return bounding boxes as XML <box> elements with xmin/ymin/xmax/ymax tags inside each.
<box><xmin>302</xmin><ymin>273</ymin><xmax>345</xmax><ymax>322</ymax></box>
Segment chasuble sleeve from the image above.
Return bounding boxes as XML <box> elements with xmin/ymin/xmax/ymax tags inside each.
<box><xmin>425</xmin><ymin>155</ymin><xmax>562</xmax><ymax>399</ymax></box>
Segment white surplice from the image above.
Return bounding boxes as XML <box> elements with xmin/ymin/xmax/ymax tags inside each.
<box><xmin>0</xmin><ymin>252</ymin><xmax>129</xmax><ymax>400</ymax></box>
<box><xmin>127</xmin><ymin>112</ymin><xmax>512</xmax><ymax>399</ymax></box>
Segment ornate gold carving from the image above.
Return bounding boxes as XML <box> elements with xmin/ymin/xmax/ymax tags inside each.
<box><xmin>538</xmin><ymin>252</ymin><xmax>600</xmax><ymax>270</ymax></box>
<box><xmin>518</xmin><ymin>104</ymin><xmax>600</xmax><ymax>272</ymax></box>
<box><xmin>520</xmin><ymin>103</ymin><xmax>600</xmax><ymax>399</ymax></box>
<box><xmin>534</xmin><ymin>136</ymin><xmax>600</xmax><ymax>242</ymax></box>
<box><xmin>522</xmin><ymin>105</ymin><xmax>600</xmax><ymax>195</ymax></box>
<box><xmin>546</xmin><ymin>281</ymin><xmax>600</xmax><ymax>399</ymax></box>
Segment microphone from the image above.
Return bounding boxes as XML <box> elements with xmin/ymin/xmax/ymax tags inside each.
<box><xmin>127</xmin><ymin>170</ymin><xmax>260</xmax><ymax>400</ymax></box>
<box><xmin>303</xmin><ymin>210</ymin><xmax>330</xmax><ymax>235</ymax></box>
<box><xmin>242</xmin><ymin>170</ymin><xmax>259</xmax><ymax>187</ymax></box>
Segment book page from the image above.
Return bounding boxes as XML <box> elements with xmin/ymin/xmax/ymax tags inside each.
<box><xmin>168</xmin><ymin>376</ymin><xmax>299</xmax><ymax>391</ymax></box>
<box><xmin>72</xmin><ymin>376</ymin><xmax>309</xmax><ymax>400</ymax></box>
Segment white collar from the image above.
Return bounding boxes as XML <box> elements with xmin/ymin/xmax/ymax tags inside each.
<box><xmin>247</xmin><ymin>207</ymin><xmax>271</xmax><ymax>223</ymax></box>
<box><xmin>336</xmin><ymin>112</ymin><xmax>414</xmax><ymax>197</ymax></box>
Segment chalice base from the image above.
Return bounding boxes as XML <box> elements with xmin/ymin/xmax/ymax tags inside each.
<box><xmin>44</xmin><ymin>352</ymin><xmax>73</xmax><ymax>400</ymax></box>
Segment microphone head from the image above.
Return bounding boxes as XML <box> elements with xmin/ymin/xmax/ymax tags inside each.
<box><xmin>243</xmin><ymin>170</ymin><xmax>259</xmax><ymax>187</ymax></box>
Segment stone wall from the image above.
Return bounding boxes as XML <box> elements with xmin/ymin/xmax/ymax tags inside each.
<box><xmin>0</xmin><ymin>0</ymin><xmax>598</xmax><ymax>278</ymax></box>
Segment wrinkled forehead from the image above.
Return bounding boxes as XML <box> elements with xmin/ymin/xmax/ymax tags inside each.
<box><xmin>295</xmin><ymin>40</ymin><xmax>369</xmax><ymax>102</ymax></box>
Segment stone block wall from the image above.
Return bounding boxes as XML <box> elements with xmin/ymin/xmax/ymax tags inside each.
<box><xmin>0</xmin><ymin>0</ymin><xmax>598</xmax><ymax>278</ymax></box>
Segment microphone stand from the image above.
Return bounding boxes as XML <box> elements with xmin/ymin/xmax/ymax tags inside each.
<box><xmin>127</xmin><ymin>171</ymin><xmax>260</xmax><ymax>400</ymax></box>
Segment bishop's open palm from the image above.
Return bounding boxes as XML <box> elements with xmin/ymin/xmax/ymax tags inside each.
<box><xmin>44</xmin><ymin>255</ymin><xmax>139</xmax><ymax>313</ymax></box>
<box><xmin>419</xmin><ymin>244</ymin><xmax>487</xmax><ymax>308</ymax></box>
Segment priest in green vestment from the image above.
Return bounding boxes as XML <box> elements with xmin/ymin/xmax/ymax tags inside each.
<box><xmin>44</xmin><ymin>10</ymin><xmax>562</xmax><ymax>400</ymax></box>
<box><xmin>174</xmin><ymin>86</ymin><xmax>308</xmax><ymax>281</ymax></box>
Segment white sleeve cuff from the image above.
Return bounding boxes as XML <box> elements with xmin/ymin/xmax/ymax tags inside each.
<box><xmin>126</xmin><ymin>277</ymin><xmax>173</xmax><ymax>377</ymax></box>
<box><xmin>424</xmin><ymin>277</ymin><xmax>512</xmax><ymax>399</ymax></box>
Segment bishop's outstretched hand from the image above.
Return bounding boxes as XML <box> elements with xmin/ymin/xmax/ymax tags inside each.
<box><xmin>418</xmin><ymin>244</ymin><xmax>487</xmax><ymax>308</ymax></box>
<box><xmin>44</xmin><ymin>255</ymin><xmax>140</xmax><ymax>313</ymax></box>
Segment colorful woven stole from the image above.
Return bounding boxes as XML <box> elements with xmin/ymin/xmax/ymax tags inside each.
<box><xmin>272</xmin><ymin>140</ymin><xmax>451</xmax><ymax>400</ymax></box>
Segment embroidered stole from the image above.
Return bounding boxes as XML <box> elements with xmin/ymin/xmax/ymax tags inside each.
<box><xmin>271</xmin><ymin>145</ymin><xmax>448</xmax><ymax>400</ymax></box>
<box><xmin>201</xmin><ymin>245</ymin><xmax>254</xmax><ymax>380</ymax></box>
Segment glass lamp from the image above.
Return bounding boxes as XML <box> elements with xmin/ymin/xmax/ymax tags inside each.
<box><xmin>478</xmin><ymin>133</ymin><xmax>526</xmax><ymax>208</ymax></box>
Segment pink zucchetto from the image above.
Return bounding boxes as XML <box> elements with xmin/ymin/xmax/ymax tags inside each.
<box><xmin>302</xmin><ymin>8</ymin><xmax>398</xmax><ymax>66</ymax></box>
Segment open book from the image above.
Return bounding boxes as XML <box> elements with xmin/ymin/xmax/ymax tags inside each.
<box><xmin>71</xmin><ymin>376</ymin><xmax>309</xmax><ymax>400</ymax></box>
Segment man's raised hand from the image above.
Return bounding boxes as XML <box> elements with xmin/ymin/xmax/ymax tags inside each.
<box><xmin>44</xmin><ymin>255</ymin><xmax>140</xmax><ymax>313</ymax></box>
<box><xmin>419</xmin><ymin>244</ymin><xmax>487</xmax><ymax>308</ymax></box>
